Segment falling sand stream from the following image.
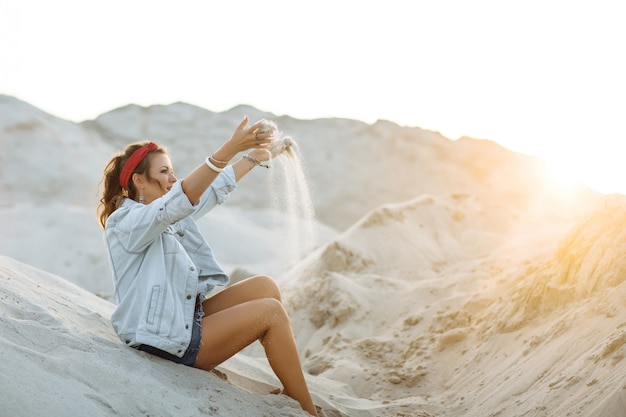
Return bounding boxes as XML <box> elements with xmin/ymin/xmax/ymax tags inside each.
<box><xmin>260</xmin><ymin>121</ymin><xmax>316</xmax><ymax>267</ymax></box>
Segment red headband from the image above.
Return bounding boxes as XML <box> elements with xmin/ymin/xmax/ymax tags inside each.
<box><xmin>120</xmin><ymin>142</ymin><xmax>158</xmax><ymax>190</ymax></box>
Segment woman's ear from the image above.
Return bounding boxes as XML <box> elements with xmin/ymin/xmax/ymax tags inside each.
<box><xmin>131</xmin><ymin>173</ymin><xmax>144</xmax><ymax>189</ymax></box>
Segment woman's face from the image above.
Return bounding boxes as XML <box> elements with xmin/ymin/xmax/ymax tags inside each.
<box><xmin>139</xmin><ymin>153</ymin><xmax>177</xmax><ymax>204</ymax></box>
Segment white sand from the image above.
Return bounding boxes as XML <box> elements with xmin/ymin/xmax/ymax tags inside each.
<box><xmin>2</xmin><ymin>94</ymin><xmax>625</xmax><ymax>416</ymax></box>
<box><xmin>0</xmin><ymin>255</ymin><xmax>311</xmax><ymax>417</ymax></box>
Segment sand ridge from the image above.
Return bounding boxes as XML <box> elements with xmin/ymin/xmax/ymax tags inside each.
<box><xmin>1</xmin><ymin>94</ymin><xmax>625</xmax><ymax>416</ymax></box>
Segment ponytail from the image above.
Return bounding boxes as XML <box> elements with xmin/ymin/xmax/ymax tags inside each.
<box><xmin>97</xmin><ymin>141</ymin><xmax>166</xmax><ymax>228</ymax></box>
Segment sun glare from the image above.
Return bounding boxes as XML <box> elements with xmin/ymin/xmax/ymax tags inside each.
<box><xmin>545</xmin><ymin>158</ymin><xmax>583</xmax><ymax>190</ymax></box>
<box><xmin>543</xmin><ymin>149</ymin><xmax>624</xmax><ymax>195</ymax></box>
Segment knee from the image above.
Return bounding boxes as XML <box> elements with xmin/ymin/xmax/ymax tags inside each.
<box><xmin>257</xmin><ymin>298</ymin><xmax>292</xmax><ymax>343</ymax></box>
<box><xmin>261</xmin><ymin>297</ymin><xmax>289</xmax><ymax>323</ymax></box>
<box><xmin>253</xmin><ymin>275</ymin><xmax>282</xmax><ymax>303</ymax></box>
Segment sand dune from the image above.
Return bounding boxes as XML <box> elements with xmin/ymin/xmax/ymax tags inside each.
<box><xmin>0</xmin><ymin>94</ymin><xmax>599</xmax><ymax>299</ymax></box>
<box><xmin>3</xmin><ymin>192</ymin><xmax>625</xmax><ymax>416</ymax></box>
<box><xmin>1</xmin><ymin>94</ymin><xmax>625</xmax><ymax>416</ymax></box>
<box><xmin>0</xmin><ymin>255</ymin><xmax>315</xmax><ymax>416</ymax></box>
<box><xmin>277</xmin><ymin>193</ymin><xmax>626</xmax><ymax>416</ymax></box>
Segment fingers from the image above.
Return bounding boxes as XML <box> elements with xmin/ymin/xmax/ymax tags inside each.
<box><xmin>254</xmin><ymin>130</ymin><xmax>274</xmax><ymax>145</ymax></box>
<box><xmin>236</xmin><ymin>116</ymin><xmax>250</xmax><ymax>131</ymax></box>
<box><xmin>230</xmin><ymin>117</ymin><xmax>275</xmax><ymax>152</ymax></box>
<box><xmin>246</xmin><ymin>119</ymin><xmax>275</xmax><ymax>148</ymax></box>
<box><xmin>246</xmin><ymin>118</ymin><xmax>265</xmax><ymax>131</ymax></box>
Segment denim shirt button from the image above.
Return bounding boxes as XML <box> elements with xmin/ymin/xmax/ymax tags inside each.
<box><xmin>186</xmin><ymin>295</ymin><xmax>192</xmax><ymax>300</ymax></box>
<box><xmin>190</xmin><ymin>266</ymin><xmax>195</xmax><ymax>271</ymax></box>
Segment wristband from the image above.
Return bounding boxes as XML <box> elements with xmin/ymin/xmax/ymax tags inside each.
<box><xmin>205</xmin><ymin>156</ymin><xmax>224</xmax><ymax>173</ymax></box>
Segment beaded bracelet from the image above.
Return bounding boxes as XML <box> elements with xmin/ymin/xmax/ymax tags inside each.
<box><xmin>243</xmin><ymin>154</ymin><xmax>270</xmax><ymax>169</ymax></box>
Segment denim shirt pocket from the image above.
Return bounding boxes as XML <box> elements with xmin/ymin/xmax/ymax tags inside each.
<box><xmin>146</xmin><ymin>285</ymin><xmax>165</xmax><ymax>332</ymax></box>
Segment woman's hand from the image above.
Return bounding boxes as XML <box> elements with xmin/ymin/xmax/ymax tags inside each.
<box><xmin>182</xmin><ymin>117</ymin><xmax>275</xmax><ymax>204</ymax></box>
<box><xmin>248</xmin><ymin>137</ymin><xmax>294</xmax><ymax>162</ymax></box>
<box><xmin>230</xmin><ymin>126</ymin><xmax>295</xmax><ymax>181</ymax></box>
<box><xmin>248</xmin><ymin>148</ymin><xmax>274</xmax><ymax>163</ymax></box>
<box><xmin>218</xmin><ymin>117</ymin><xmax>276</xmax><ymax>159</ymax></box>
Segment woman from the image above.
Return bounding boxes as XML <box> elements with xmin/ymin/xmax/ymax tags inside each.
<box><xmin>98</xmin><ymin>117</ymin><xmax>318</xmax><ymax>417</ymax></box>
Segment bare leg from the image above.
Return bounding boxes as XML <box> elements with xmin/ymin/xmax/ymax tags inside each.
<box><xmin>202</xmin><ymin>275</ymin><xmax>282</xmax><ymax>316</ymax></box>
<box><xmin>195</xmin><ymin>277</ymin><xmax>318</xmax><ymax>416</ymax></box>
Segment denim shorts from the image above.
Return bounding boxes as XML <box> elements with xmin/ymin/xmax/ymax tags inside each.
<box><xmin>136</xmin><ymin>298</ymin><xmax>204</xmax><ymax>367</ymax></box>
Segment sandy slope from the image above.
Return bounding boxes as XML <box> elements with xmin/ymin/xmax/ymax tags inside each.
<box><xmin>2</xmin><ymin>94</ymin><xmax>626</xmax><ymax>416</ymax></box>
<box><xmin>276</xmin><ymin>193</ymin><xmax>626</xmax><ymax>416</ymax></box>
<box><xmin>3</xmin><ymin>192</ymin><xmax>625</xmax><ymax>416</ymax></box>
<box><xmin>0</xmin><ymin>255</ymin><xmax>313</xmax><ymax>417</ymax></box>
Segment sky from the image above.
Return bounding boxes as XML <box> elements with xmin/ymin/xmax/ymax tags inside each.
<box><xmin>1</xmin><ymin>0</ymin><xmax>625</xmax><ymax>194</ymax></box>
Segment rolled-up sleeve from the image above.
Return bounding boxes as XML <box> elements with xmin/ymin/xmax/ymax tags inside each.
<box><xmin>191</xmin><ymin>166</ymin><xmax>237</xmax><ymax>220</ymax></box>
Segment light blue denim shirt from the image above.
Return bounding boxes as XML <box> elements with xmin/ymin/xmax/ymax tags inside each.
<box><xmin>104</xmin><ymin>167</ymin><xmax>237</xmax><ymax>357</ymax></box>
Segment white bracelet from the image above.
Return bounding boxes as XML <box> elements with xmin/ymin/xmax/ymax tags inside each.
<box><xmin>205</xmin><ymin>156</ymin><xmax>224</xmax><ymax>173</ymax></box>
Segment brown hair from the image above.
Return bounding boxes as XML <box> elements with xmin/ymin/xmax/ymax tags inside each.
<box><xmin>97</xmin><ymin>141</ymin><xmax>167</xmax><ymax>228</ymax></box>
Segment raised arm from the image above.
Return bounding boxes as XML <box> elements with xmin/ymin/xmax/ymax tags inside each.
<box><xmin>230</xmin><ymin>148</ymin><xmax>273</xmax><ymax>182</ymax></box>
<box><xmin>182</xmin><ymin>117</ymin><xmax>273</xmax><ymax>203</ymax></box>
<box><xmin>230</xmin><ymin>135</ymin><xmax>292</xmax><ymax>182</ymax></box>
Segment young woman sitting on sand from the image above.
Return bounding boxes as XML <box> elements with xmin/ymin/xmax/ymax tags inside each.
<box><xmin>97</xmin><ymin>117</ymin><xmax>319</xmax><ymax>417</ymax></box>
